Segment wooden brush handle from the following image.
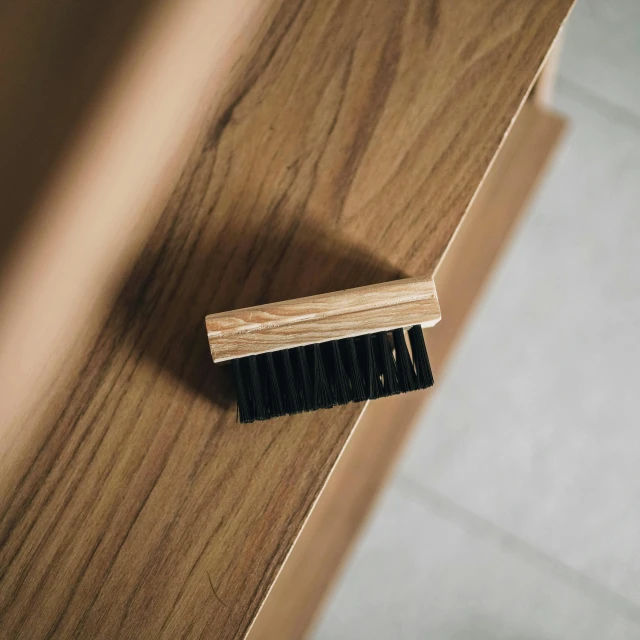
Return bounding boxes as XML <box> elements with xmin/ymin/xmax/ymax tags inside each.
<box><xmin>206</xmin><ymin>277</ymin><xmax>440</xmax><ymax>362</ymax></box>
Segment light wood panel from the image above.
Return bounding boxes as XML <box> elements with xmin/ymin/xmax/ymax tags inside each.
<box><xmin>0</xmin><ymin>2</ymin><xmax>573</xmax><ymax>638</ymax></box>
<box><xmin>248</xmin><ymin>101</ymin><xmax>567</xmax><ymax>640</ymax></box>
<box><xmin>533</xmin><ymin>28</ymin><xmax>565</xmax><ymax>106</ymax></box>
<box><xmin>206</xmin><ymin>277</ymin><xmax>440</xmax><ymax>361</ymax></box>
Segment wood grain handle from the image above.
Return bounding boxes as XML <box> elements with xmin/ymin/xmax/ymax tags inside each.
<box><xmin>206</xmin><ymin>277</ymin><xmax>441</xmax><ymax>362</ymax></box>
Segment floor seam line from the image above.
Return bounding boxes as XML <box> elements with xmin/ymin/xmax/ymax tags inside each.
<box><xmin>556</xmin><ymin>74</ymin><xmax>640</xmax><ymax>131</ymax></box>
<box><xmin>394</xmin><ymin>472</ymin><xmax>640</xmax><ymax>627</ymax></box>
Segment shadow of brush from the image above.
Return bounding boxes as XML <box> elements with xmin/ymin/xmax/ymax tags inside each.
<box><xmin>114</xmin><ymin>213</ymin><xmax>407</xmax><ymax>413</ymax></box>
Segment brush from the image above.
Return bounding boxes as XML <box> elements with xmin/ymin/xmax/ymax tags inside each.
<box><xmin>205</xmin><ymin>276</ymin><xmax>440</xmax><ymax>423</ymax></box>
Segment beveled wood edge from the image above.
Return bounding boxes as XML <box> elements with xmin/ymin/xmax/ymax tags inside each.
<box><xmin>206</xmin><ymin>276</ymin><xmax>440</xmax><ymax>361</ymax></box>
<box><xmin>533</xmin><ymin>27</ymin><xmax>564</xmax><ymax>106</ymax></box>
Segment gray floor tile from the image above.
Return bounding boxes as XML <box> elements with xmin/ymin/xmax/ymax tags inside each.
<box><xmin>560</xmin><ymin>0</ymin><xmax>640</xmax><ymax>117</ymax></box>
<box><xmin>399</xmin><ymin>85</ymin><xmax>640</xmax><ymax>606</ymax></box>
<box><xmin>311</xmin><ymin>483</ymin><xmax>640</xmax><ymax>640</ymax></box>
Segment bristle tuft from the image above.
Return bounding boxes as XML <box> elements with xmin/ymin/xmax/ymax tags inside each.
<box><xmin>375</xmin><ymin>332</ymin><xmax>399</xmax><ymax>396</ymax></box>
<box><xmin>330</xmin><ymin>341</ymin><xmax>351</xmax><ymax>404</ymax></box>
<box><xmin>262</xmin><ymin>353</ymin><xmax>284</xmax><ymax>418</ymax></box>
<box><xmin>393</xmin><ymin>329</ymin><xmax>418</xmax><ymax>392</ymax></box>
<box><xmin>279</xmin><ymin>350</ymin><xmax>301</xmax><ymax>414</ymax></box>
<box><xmin>408</xmin><ymin>325</ymin><xmax>434</xmax><ymax>389</ymax></box>
<box><xmin>312</xmin><ymin>344</ymin><xmax>335</xmax><ymax>409</ymax></box>
<box><xmin>246</xmin><ymin>356</ymin><xmax>266</xmax><ymax>421</ymax></box>
<box><xmin>232</xmin><ymin>359</ymin><xmax>253</xmax><ymax>423</ymax></box>
<box><xmin>359</xmin><ymin>334</ymin><xmax>383</xmax><ymax>400</ymax></box>
<box><xmin>294</xmin><ymin>346</ymin><xmax>313</xmax><ymax>411</ymax></box>
<box><xmin>342</xmin><ymin>338</ymin><xmax>366</xmax><ymax>402</ymax></box>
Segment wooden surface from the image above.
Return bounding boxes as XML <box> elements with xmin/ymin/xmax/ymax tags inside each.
<box><xmin>0</xmin><ymin>1</ymin><xmax>574</xmax><ymax>638</ymax></box>
<box><xmin>248</xmin><ymin>100</ymin><xmax>567</xmax><ymax>640</ymax></box>
<box><xmin>206</xmin><ymin>277</ymin><xmax>440</xmax><ymax>361</ymax></box>
<box><xmin>0</xmin><ymin>0</ymin><xmax>270</xmax><ymax>437</ymax></box>
<box><xmin>0</xmin><ymin>0</ymin><xmax>153</xmax><ymax>268</ymax></box>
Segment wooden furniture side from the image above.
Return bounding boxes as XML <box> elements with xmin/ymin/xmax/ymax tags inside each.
<box><xmin>247</xmin><ymin>101</ymin><xmax>567</xmax><ymax>639</ymax></box>
<box><xmin>0</xmin><ymin>2</ymin><xmax>574</xmax><ymax>639</ymax></box>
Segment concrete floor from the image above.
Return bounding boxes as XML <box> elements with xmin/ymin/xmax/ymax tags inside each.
<box><xmin>312</xmin><ymin>2</ymin><xmax>640</xmax><ymax>638</ymax></box>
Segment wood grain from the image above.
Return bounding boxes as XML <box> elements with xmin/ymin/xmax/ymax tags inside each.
<box><xmin>248</xmin><ymin>101</ymin><xmax>567</xmax><ymax>640</ymax></box>
<box><xmin>0</xmin><ymin>0</ymin><xmax>271</xmax><ymax>438</ymax></box>
<box><xmin>0</xmin><ymin>1</ymin><xmax>574</xmax><ymax>638</ymax></box>
<box><xmin>206</xmin><ymin>277</ymin><xmax>440</xmax><ymax>361</ymax></box>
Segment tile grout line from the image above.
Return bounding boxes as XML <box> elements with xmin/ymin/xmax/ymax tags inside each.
<box><xmin>556</xmin><ymin>74</ymin><xmax>640</xmax><ymax>132</ymax></box>
<box><xmin>395</xmin><ymin>472</ymin><xmax>640</xmax><ymax>628</ymax></box>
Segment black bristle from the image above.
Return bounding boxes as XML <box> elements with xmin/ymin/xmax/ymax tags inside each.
<box><xmin>232</xmin><ymin>358</ymin><xmax>253</xmax><ymax>423</ymax></box>
<box><xmin>320</xmin><ymin>342</ymin><xmax>337</xmax><ymax>398</ymax></box>
<box><xmin>311</xmin><ymin>343</ymin><xmax>335</xmax><ymax>408</ymax></box>
<box><xmin>330</xmin><ymin>341</ymin><xmax>351</xmax><ymax>405</ymax></box>
<box><xmin>358</xmin><ymin>334</ymin><xmax>383</xmax><ymax>399</ymax></box>
<box><xmin>262</xmin><ymin>353</ymin><xmax>285</xmax><ymax>417</ymax></box>
<box><xmin>341</xmin><ymin>338</ymin><xmax>367</xmax><ymax>402</ymax></box>
<box><xmin>246</xmin><ymin>355</ymin><xmax>266</xmax><ymax>421</ymax></box>
<box><xmin>231</xmin><ymin>326</ymin><xmax>434</xmax><ymax>422</ymax></box>
<box><xmin>375</xmin><ymin>332</ymin><xmax>399</xmax><ymax>396</ymax></box>
<box><xmin>393</xmin><ymin>328</ymin><xmax>418</xmax><ymax>392</ymax></box>
<box><xmin>408</xmin><ymin>325</ymin><xmax>434</xmax><ymax>389</ymax></box>
<box><xmin>278</xmin><ymin>350</ymin><xmax>301</xmax><ymax>414</ymax></box>
<box><xmin>294</xmin><ymin>346</ymin><xmax>313</xmax><ymax>410</ymax></box>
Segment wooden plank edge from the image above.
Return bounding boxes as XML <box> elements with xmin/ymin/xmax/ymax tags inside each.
<box><xmin>245</xmin><ymin>103</ymin><xmax>568</xmax><ymax>640</ymax></box>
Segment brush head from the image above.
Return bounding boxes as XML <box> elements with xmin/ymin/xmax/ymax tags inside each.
<box><xmin>206</xmin><ymin>276</ymin><xmax>440</xmax><ymax>422</ymax></box>
<box><xmin>230</xmin><ymin>326</ymin><xmax>433</xmax><ymax>423</ymax></box>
